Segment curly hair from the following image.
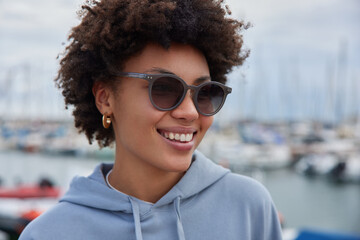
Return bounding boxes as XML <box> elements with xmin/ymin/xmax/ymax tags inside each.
<box><xmin>56</xmin><ymin>0</ymin><xmax>249</xmax><ymax>147</ymax></box>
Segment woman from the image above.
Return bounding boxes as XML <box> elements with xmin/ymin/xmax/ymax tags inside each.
<box><xmin>20</xmin><ymin>0</ymin><xmax>282</xmax><ymax>239</ymax></box>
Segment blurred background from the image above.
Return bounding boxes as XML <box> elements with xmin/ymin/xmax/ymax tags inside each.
<box><xmin>0</xmin><ymin>0</ymin><xmax>359</xmax><ymax>239</ymax></box>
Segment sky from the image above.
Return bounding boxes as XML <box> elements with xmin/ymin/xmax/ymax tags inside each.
<box><xmin>0</xmin><ymin>0</ymin><xmax>359</xmax><ymax>122</ymax></box>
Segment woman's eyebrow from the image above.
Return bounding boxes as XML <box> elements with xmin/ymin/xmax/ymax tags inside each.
<box><xmin>146</xmin><ymin>67</ymin><xmax>211</xmax><ymax>84</ymax></box>
<box><xmin>146</xmin><ymin>67</ymin><xmax>173</xmax><ymax>75</ymax></box>
<box><xmin>194</xmin><ymin>76</ymin><xmax>211</xmax><ymax>84</ymax></box>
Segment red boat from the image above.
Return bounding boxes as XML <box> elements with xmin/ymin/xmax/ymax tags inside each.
<box><xmin>0</xmin><ymin>210</ymin><xmax>43</xmax><ymax>238</ymax></box>
<box><xmin>0</xmin><ymin>179</ymin><xmax>61</xmax><ymax>199</ymax></box>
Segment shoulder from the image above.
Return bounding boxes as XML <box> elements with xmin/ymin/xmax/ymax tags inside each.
<box><xmin>215</xmin><ymin>172</ymin><xmax>274</xmax><ymax>208</ymax></box>
<box><xmin>216</xmin><ymin>172</ymin><xmax>283</xmax><ymax>238</ymax></box>
<box><xmin>19</xmin><ymin>202</ymin><xmax>85</xmax><ymax>240</ymax></box>
<box><xmin>222</xmin><ymin>172</ymin><xmax>271</xmax><ymax>197</ymax></box>
<box><xmin>192</xmin><ymin>169</ymin><xmax>283</xmax><ymax>239</ymax></box>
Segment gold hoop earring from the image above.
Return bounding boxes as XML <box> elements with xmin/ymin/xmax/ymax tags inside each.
<box><xmin>102</xmin><ymin>114</ymin><xmax>111</xmax><ymax>129</ymax></box>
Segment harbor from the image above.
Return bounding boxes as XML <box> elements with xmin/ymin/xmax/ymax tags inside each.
<box><xmin>0</xmin><ymin>119</ymin><xmax>360</xmax><ymax>239</ymax></box>
<box><xmin>1</xmin><ymin>0</ymin><xmax>359</xmax><ymax>239</ymax></box>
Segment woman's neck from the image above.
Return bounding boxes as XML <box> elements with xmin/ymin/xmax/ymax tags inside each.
<box><xmin>108</xmin><ymin>155</ymin><xmax>185</xmax><ymax>203</ymax></box>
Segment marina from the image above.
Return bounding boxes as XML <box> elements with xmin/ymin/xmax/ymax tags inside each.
<box><xmin>0</xmin><ymin>119</ymin><xmax>360</xmax><ymax>239</ymax></box>
<box><xmin>0</xmin><ymin>0</ymin><xmax>359</xmax><ymax>238</ymax></box>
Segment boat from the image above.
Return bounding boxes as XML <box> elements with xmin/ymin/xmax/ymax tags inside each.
<box><xmin>294</xmin><ymin>153</ymin><xmax>339</xmax><ymax>176</ymax></box>
<box><xmin>0</xmin><ymin>178</ymin><xmax>61</xmax><ymax>199</ymax></box>
<box><xmin>294</xmin><ymin>228</ymin><xmax>360</xmax><ymax>240</ymax></box>
<box><xmin>0</xmin><ymin>210</ymin><xmax>42</xmax><ymax>239</ymax></box>
<box><xmin>295</xmin><ymin>152</ymin><xmax>360</xmax><ymax>183</ymax></box>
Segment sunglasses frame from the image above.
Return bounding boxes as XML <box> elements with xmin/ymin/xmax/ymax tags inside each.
<box><xmin>113</xmin><ymin>72</ymin><xmax>232</xmax><ymax>116</ymax></box>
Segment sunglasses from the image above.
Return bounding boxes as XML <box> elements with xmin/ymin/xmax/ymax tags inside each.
<box><xmin>114</xmin><ymin>72</ymin><xmax>232</xmax><ymax>116</ymax></box>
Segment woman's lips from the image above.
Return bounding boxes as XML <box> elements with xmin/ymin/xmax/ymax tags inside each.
<box><xmin>157</xmin><ymin>129</ymin><xmax>197</xmax><ymax>151</ymax></box>
<box><xmin>162</xmin><ymin>132</ymin><xmax>194</xmax><ymax>142</ymax></box>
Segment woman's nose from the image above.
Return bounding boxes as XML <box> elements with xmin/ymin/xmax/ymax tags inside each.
<box><xmin>170</xmin><ymin>91</ymin><xmax>199</xmax><ymax>121</ymax></box>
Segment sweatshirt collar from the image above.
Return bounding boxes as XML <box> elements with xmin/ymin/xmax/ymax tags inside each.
<box><xmin>60</xmin><ymin>150</ymin><xmax>229</xmax><ymax>211</ymax></box>
<box><xmin>60</xmin><ymin>151</ymin><xmax>229</xmax><ymax>240</ymax></box>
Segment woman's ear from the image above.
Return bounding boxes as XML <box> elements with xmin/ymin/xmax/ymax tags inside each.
<box><xmin>92</xmin><ymin>81</ymin><xmax>113</xmax><ymax>115</ymax></box>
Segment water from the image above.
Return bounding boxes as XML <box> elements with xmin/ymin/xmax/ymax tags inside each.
<box><xmin>0</xmin><ymin>151</ymin><xmax>111</xmax><ymax>189</ymax></box>
<box><xmin>0</xmin><ymin>150</ymin><xmax>359</xmax><ymax>235</ymax></box>
<box><xmin>257</xmin><ymin>169</ymin><xmax>360</xmax><ymax>234</ymax></box>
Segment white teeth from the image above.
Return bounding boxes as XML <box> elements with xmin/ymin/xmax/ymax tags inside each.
<box><xmin>186</xmin><ymin>134</ymin><xmax>192</xmax><ymax>142</ymax></box>
<box><xmin>162</xmin><ymin>132</ymin><xmax>193</xmax><ymax>142</ymax></box>
<box><xmin>175</xmin><ymin>133</ymin><xmax>180</xmax><ymax>140</ymax></box>
<box><xmin>180</xmin><ymin>134</ymin><xmax>186</xmax><ymax>142</ymax></box>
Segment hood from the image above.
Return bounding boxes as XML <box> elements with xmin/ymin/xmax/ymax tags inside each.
<box><xmin>60</xmin><ymin>150</ymin><xmax>229</xmax><ymax>240</ymax></box>
<box><xmin>61</xmin><ymin>150</ymin><xmax>229</xmax><ymax>211</ymax></box>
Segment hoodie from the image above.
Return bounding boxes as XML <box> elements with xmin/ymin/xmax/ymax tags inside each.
<box><xmin>19</xmin><ymin>151</ymin><xmax>282</xmax><ymax>240</ymax></box>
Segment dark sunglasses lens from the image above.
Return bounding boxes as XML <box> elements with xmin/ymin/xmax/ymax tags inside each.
<box><xmin>151</xmin><ymin>77</ymin><xmax>184</xmax><ymax>109</ymax></box>
<box><xmin>197</xmin><ymin>83</ymin><xmax>224</xmax><ymax>114</ymax></box>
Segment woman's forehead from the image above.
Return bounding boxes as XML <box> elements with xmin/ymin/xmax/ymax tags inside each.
<box><xmin>122</xmin><ymin>42</ymin><xmax>210</xmax><ymax>79</ymax></box>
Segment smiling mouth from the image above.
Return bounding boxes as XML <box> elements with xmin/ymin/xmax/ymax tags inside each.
<box><xmin>157</xmin><ymin>130</ymin><xmax>196</xmax><ymax>143</ymax></box>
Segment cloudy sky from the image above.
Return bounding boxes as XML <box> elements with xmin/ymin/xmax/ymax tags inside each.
<box><xmin>0</xmin><ymin>0</ymin><xmax>359</xmax><ymax>122</ymax></box>
<box><xmin>224</xmin><ymin>0</ymin><xmax>360</xmax><ymax>122</ymax></box>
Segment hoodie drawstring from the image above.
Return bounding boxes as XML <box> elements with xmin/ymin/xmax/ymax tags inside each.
<box><xmin>174</xmin><ymin>197</ymin><xmax>186</xmax><ymax>240</ymax></box>
<box><xmin>129</xmin><ymin>196</ymin><xmax>185</xmax><ymax>240</ymax></box>
<box><xmin>129</xmin><ymin>197</ymin><xmax>143</xmax><ymax>240</ymax></box>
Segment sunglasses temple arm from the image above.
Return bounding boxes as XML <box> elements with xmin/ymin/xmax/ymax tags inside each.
<box><xmin>116</xmin><ymin>72</ymin><xmax>150</xmax><ymax>80</ymax></box>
